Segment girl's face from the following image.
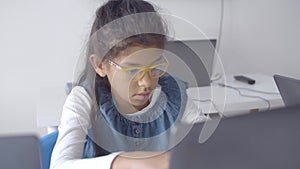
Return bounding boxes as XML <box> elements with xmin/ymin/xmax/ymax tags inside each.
<box><xmin>94</xmin><ymin>46</ymin><xmax>166</xmax><ymax>114</ymax></box>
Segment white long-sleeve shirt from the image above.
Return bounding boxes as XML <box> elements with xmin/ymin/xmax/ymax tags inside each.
<box><xmin>50</xmin><ymin>86</ymin><xmax>208</xmax><ymax>169</ymax></box>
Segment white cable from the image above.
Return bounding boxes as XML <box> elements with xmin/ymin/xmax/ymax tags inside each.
<box><xmin>216</xmin><ymin>0</ymin><xmax>224</xmax><ymax>54</ymax></box>
<box><xmin>217</xmin><ymin>83</ymin><xmax>280</xmax><ymax>95</ymax></box>
<box><xmin>210</xmin><ymin>0</ymin><xmax>225</xmax><ymax>82</ymax></box>
<box><xmin>217</xmin><ymin>83</ymin><xmax>272</xmax><ymax>111</ymax></box>
<box><xmin>192</xmin><ymin>98</ymin><xmax>227</xmax><ymax>118</ymax></box>
<box><xmin>229</xmin><ymin>86</ymin><xmax>279</xmax><ymax>95</ymax></box>
<box><xmin>213</xmin><ymin>0</ymin><xmax>276</xmax><ymax>111</ymax></box>
<box><xmin>196</xmin><ymin>1</ymin><xmax>272</xmax><ymax>114</ymax></box>
<box><xmin>210</xmin><ymin>73</ymin><xmax>223</xmax><ymax>82</ymax></box>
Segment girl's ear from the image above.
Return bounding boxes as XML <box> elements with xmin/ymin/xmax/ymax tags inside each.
<box><xmin>89</xmin><ymin>54</ymin><xmax>107</xmax><ymax>77</ymax></box>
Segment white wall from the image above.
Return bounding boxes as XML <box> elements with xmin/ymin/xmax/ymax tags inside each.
<box><xmin>1</xmin><ymin>0</ymin><xmax>299</xmax><ymax>136</ymax></box>
<box><xmin>150</xmin><ymin>0</ymin><xmax>221</xmax><ymax>39</ymax></box>
<box><xmin>0</xmin><ymin>0</ymin><xmax>220</xmax><ymax>136</ymax></box>
<box><xmin>0</xmin><ymin>0</ymin><xmax>99</xmax><ymax>135</ymax></box>
<box><xmin>219</xmin><ymin>0</ymin><xmax>300</xmax><ymax>78</ymax></box>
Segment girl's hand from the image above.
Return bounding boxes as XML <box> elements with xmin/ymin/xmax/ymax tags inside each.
<box><xmin>111</xmin><ymin>151</ymin><xmax>170</xmax><ymax>169</ymax></box>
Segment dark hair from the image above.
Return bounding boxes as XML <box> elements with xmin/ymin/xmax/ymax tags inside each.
<box><xmin>81</xmin><ymin>0</ymin><xmax>168</xmax><ymax>96</ymax></box>
<box><xmin>75</xmin><ymin>0</ymin><xmax>168</xmax><ymax>100</ymax></box>
<box><xmin>88</xmin><ymin>0</ymin><xmax>167</xmax><ymax>59</ymax></box>
<box><xmin>78</xmin><ymin>0</ymin><xmax>169</xmax><ymax>157</ymax></box>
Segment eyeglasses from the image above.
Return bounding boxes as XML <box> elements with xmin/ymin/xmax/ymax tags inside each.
<box><xmin>107</xmin><ymin>59</ymin><xmax>169</xmax><ymax>81</ymax></box>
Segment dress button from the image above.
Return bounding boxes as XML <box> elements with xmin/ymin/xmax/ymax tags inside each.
<box><xmin>135</xmin><ymin>127</ymin><xmax>141</xmax><ymax>134</ymax></box>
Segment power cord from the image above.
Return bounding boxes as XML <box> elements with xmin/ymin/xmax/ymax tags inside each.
<box><xmin>218</xmin><ymin>83</ymin><xmax>280</xmax><ymax>95</ymax></box>
<box><xmin>192</xmin><ymin>98</ymin><xmax>227</xmax><ymax>118</ymax></box>
<box><xmin>209</xmin><ymin>0</ymin><xmax>225</xmax><ymax>83</ymax></box>
<box><xmin>216</xmin><ymin>83</ymin><xmax>279</xmax><ymax>111</ymax></box>
<box><xmin>191</xmin><ymin>80</ymin><xmax>279</xmax><ymax>118</ymax></box>
<box><xmin>210</xmin><ymin>73</ymin><xmax>223</xmax><ymax>83</ymax></box>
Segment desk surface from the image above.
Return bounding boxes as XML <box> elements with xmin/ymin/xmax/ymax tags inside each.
<box><xmin>37</xmin><ymin>74</ymin><xmax>284</xmax><ymax>129</ymax></box>
<box><xmin>188</xmin><ymin>74</ymin><xmax>284</xmax><ymax>117</ymax></box>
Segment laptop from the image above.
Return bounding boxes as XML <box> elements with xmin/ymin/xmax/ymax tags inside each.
<box><xmin>169</xmin><ymin>105</ymin><xmax>300</xmax><ymax>169</ymax></box>
<box><xmin>0</xmin><ymin>135</ymin><xmax>42</xmax><ymax>169</ymax></box>
<box><xmin>274</xmin><ymin>74</ymin><xmax>300</xmax><ymax>106</ymax></box>
<box><xmin>164</xmin><ymin>39</ymin><xmax>217</xmax><ymax>87</ymax></box>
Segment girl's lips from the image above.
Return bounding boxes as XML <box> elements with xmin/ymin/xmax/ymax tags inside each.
<box><xmin>133</xmin><ymin>93</ymin><xmax>151</xmax><ymax>101</ymax></box>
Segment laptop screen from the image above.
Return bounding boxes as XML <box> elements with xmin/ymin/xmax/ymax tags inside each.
<box><xmin>164</xmin><ymin>39</ymin><xmax>217</xmax><ymax>87</ymax></box>
<box><xmin>274</xmin><ymin>74</ymin><xmax>300</xmax><ymax>106</ymax></box>
<box><xmin>169</xmin><ymin>105</ymin><xmax>300</xmax><ymax>169</ymax></box>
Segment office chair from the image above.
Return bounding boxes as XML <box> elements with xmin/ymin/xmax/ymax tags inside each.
<box><xmin>40</xmin><ymin>131</ymin><xmax>58</xmax><ymax>169</ymax></box>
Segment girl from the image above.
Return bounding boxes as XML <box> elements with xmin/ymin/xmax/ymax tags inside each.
<box><xmin>50</xmin><ymin>0</ymin><xmax>208</xmax><ymax>169</ymax></box>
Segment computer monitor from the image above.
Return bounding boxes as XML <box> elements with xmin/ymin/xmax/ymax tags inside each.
<box><xmin>164</xmin><ymin>39</ymin><xmax>217</xmax><ymax>87</ymax></box>
<box><xmin>0</xmin><ymin>135</ymin><xmax>42</xmax><ymax>169</ymax></box>
<box><xmin>274</xmin><ymin>74</ymin><xmax>300</xmax><ymax>106</ymax></box>
<box><xmin>169</xmin><ymin>105</ymin><xmax>300</xmax><ymax>169</ymax></box>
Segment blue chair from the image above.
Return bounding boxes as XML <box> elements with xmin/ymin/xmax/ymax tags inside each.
<box><xmin>40</xmin><ymin>131</ymin><xmax>59</xmax><ymax>169</ymax></box>
<box><xmin>39</xmin><ymin>83</ymin><xmax>73</xmax><ymax>169</ymax></box>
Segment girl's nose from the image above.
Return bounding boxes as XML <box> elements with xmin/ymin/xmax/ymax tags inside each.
<box><xmin>138</xmin><ymin>70</ymin><xmax>152</xmax><ymax>88</ymax></box>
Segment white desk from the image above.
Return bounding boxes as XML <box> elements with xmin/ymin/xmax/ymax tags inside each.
<box><xmin>188</xmin><ymin>74</ymin><xmax>284</xmax><ymax>117</ymax></box>
<box><xmin>37</xmin><ymin>74</ymin><xmax>284</xmax><ymax>133</ymax></box>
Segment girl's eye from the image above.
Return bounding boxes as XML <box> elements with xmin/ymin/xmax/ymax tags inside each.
<box><xmin>151</xmin><ymin>64</ymin><xmax>167</xmax><ymax>76</ymax></box>
<box><xmin>127</xmin><ymin>69</ymin><xmax>140</xmax><ymax>75</ymax></box>
<box><xmin>151</xmin><ymin>68</ymin><xmax>162</xmax><ymax>76</ymax></box>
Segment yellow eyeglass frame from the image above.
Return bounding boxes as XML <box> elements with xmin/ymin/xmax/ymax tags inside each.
<box><xmin>107</xmin><ymin>59</ymin><xmax>169</xmax><ymax>81</ymax></box>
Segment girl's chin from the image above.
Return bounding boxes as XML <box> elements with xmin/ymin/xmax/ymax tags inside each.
<box><xmin>130</xmin><ymin>100</ymin><xmax>150</xmax><ymax>110</ymax></box>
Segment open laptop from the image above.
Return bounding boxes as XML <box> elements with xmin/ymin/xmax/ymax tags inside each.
<box><xmin>274</xmin><ymin>74</ymin><xmax>300</xmax><ymax>106</ymax></box>
<box><xmin>0</xmin><ymin>135</ymin><xmax>42</xmax><ymax>169</ymax></box>
<box><xmin>169</xmin><ymin>105</ymin><xmax>300</xmax><ymax>169</ymax></box>
<box><xmin>164</xmin><ymin>39</ymin><xmax>217</xmax><ymax>87</ymax></box>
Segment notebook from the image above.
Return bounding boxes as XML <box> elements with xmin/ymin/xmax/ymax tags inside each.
<box><xmin>274</xmin><ymin>74</ymin><xmax>300</xmax><ymax>106</ymax></box>
<box><xmin>169</xmin><ymin>105</ymin><xmax>300</xmax><ymax>169</ymax></box>
<box><xmin>0</xmin><ymin>135</ymin><xmax>42</xmax><ymax>169</ymax></box>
